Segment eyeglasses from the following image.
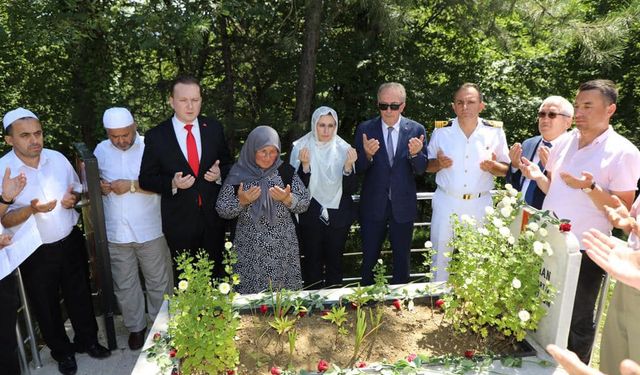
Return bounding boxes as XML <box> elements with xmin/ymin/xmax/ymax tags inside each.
<box><xmin>537</xmin><ymin>111</ymin><xmax>571</xmax><ymax>119</ymax></box>
<box><xmin>378</xmin><ymin>102</ymin><xmax>403</xmax><ymax>111</ymax></box>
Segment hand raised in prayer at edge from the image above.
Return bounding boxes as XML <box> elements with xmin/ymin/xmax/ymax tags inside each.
<box><xmin>172</xmin><ymin>171</ymin><xmax>195</xmax><ymax>190</ymax></box>
<box><xmin>508</xmin><ymin>143</ymin><xmax>522</xmax><ymax>169</ymax></box>
<box><xmin>299</xmin><ymin>148</ymin><xmax>310</xmax><ymax>173</ymax></box>
<box><xmin>436</xmin><ymin>149</ymin><xmax>453</xmax><ymax>169</ymax></box>
<box><xmin>31</xmin><ymin>198</ymin><xmax>57</xmax><ymax>214</ymax></box>
<box><xmin>407</xmin><ymin>135</ymin><xmax>425</xmax><ymax>157</ymax></box>
<box><xmin>362</xmin><ymin>134</ymin><xmax>380</xmax><ymax>160</ymax></box>
<box><xmin>204</xmin><ymin>160</ymin><xmax>221</xmax><ymax>182</ymax></box>
<box><xmin>582</xmin><ymin>228</ymin><xmax>640</xmax><ymax>292</ymax></box>
<box><xmin>479</xmin><ymin>152</ymin><xmax>498</xmax><ymax>172</ymax></box>
<box><xmin>237</xmin><ymin>183</ymin><xmax>261</xmax><ymax>206</ymax></box>
<box><xmin>344</xmin><ymin>147</ymin><xmax>357</xmax><ymax>174</ymax></box>
<box><xmin>269</xmin><ymin>184</ymin><xmax>292</xmax><ymax>207</ymax></box>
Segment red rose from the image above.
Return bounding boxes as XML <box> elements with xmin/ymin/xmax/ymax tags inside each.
<box><xmin>350</xmin><ymin>301</ymin><xmax>358</xmax><ymax>310</ymax></box>
<box><xmin>406</xmin><ymin>353</ymin><xmax>417</xmax><ymax>362</ymax></box>
<box><xmin>435</xmin><ymin>299</ymin><xmax>445</xmax><ymax>309</ymax></box>
<box><xmin>226</xmin><ymin>370</ymin><xmax>235</xmax><ymax>375</ymax></box>
<box><xmin>259</xmin><ymin>304</ymin><xmax>268</xmax><ymax>314</ymax></box>
<box><xmin>321</xmin><ymin>309</ymin><xmax>330</xmax><ymax>316</ymax></box>
<box><xmin>270</xmin><ymin>366</ymin><xmax>282</xmax><ymax>375</ymax></box>
<box><xmin>152</xmin><ymin>332</ymin><xmax>161</xmax><ymax>342</ymax></box>
<box><xmin>317</xmin><ymin>359</ymin><xmax>329</xmax><ymax>372</ymax></box>
<box><xmin>559</xmin><ymin>222</ymin><xmax>571</xmax><ymax>232</ymax></box>
<box><xmin>392</xmin><ymin>299</ymin><xmax>402</xmax><ymax>310</ymax></box>
<box><xmin>297</xmin><ymin>310</ymin><xmax>307</xmax><ymax>318</ymax></box>
<box><xmin>169</xmin><ymin>348</ymin><xmax>177</xmax><ymax>358</ymax></box>
<box><xmin>356</xmin><ymin>361</ymin><xmax>367</xmax><ymax>368</ymax></box>
<box><xmin>464</xmin><ymin>350</ymin><xmax>475</xmax><ymax>359</ymax></box>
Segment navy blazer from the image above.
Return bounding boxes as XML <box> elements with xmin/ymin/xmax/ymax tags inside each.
<box><xmin>354</xmin><ymin>116</ymin><xmax>428</xmax><ymax>223</ymax></box>
<box><xmin>139</xmin><ymin>116</ymin><xmax>233</xmax><ymax>235</ymax></box>
<box><xmin>506</xmin><ymin>135</ymin><xmax>546</xmax><ymax>209</ymax></box>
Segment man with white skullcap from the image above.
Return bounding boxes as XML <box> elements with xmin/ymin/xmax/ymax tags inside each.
<box><xmin>94</xmin><ymin>107</ymin><xmax>173</xmax><ymax>350</ymax></box>
<box><xmin>0</xmin><ymin>107</ymin><xmax>110</xmax><ymax>375</ymax></box>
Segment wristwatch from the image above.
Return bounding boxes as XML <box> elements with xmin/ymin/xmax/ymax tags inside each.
<box><xmin>130</xmin><ymin>180</ymin><xmax>136</xmax><ymax>194</ymax></box>
<box><xmin>0</xmin><ymin>195</ymin><xmax>15</xmax><ymax>205</ymax></box>
<box><xmin>581</xmin><ymin>181</ymin><xmax>596</xmax><ymax>193</ymax></box>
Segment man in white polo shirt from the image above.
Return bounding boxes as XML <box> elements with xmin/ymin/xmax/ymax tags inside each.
<box><xmin>94</xmin><ymin>107</ymin><xmax>173</xmax><ymax>351</ymax></box>
<box><xmin>0</xmin><ymin>107</ymin><xmax>110</xmax><ymax>375</ymax></box>
<box><xmin>522</xmin><ymin>79</ymin><xmax>640</xmax><ymax>364</ymax></box>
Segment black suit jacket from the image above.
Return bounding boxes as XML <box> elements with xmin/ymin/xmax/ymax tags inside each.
<box><xmin>506</xmin><ymin>135</ymin><xmax>546</xmax><ymax>209</ymax></box>
<box><xmin>139</xmin><ymin>115</ymin><xmax>233</xmax><ymax>245</ymax></box>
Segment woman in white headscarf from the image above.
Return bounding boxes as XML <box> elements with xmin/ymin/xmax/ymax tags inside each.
<box><xmin>290</xmin><ymin>106</ymin><xmax>358</xmax><ymax>288</ymax></box>
<box><xmin>216</xmin><ymin>126</ymin><xmax>310</xmax><ymax>294</ymax></box>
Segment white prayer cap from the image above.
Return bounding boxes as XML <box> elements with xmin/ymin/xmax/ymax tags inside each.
<box><xmin>3</xmin><ymin>107</ymin><xmax>38</xmax><ymax>129</ymax></box>
<box><xmin>102</xmin><ymin>107</ymin><xmax>134</xmax><ymax>129</ymax></box>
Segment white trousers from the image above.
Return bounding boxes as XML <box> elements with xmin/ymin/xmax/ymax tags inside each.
<box><xmin>108</xmin><ymin>236</ymin><xmax>174</xmax><ymax>332</ymax></box>
<box><xmin>430</xmin><ymin>188</ymin><xmax>493</xmax><ymax>282</ymax></box>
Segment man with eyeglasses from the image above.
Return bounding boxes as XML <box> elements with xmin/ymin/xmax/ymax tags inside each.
<box><xmin>354</xmin><ymin>82</ymin><xmax>428</xmax><ymax>285</ymax></box>
<box><xmin>506</xmin><ymin>96</ymin><xmax>573</xmax><ymax>209</ymax></box>
<box><xmin>427</xmin><ymin>83</ymin><xmax>510</xmax><ymax>282</ymax></box>
<box><xmin>521</xmin><ymin>79</ymin><xmax>640</xmax><ymax>365</ymax></box>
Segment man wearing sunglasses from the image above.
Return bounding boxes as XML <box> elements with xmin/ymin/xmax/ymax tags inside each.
<box><xmin>427</xmin><ymin>83</ymin><xmax>510</xmax><ymax>282</ymax></box>
<box><xmin>521</xmin><ymin>79</ymin><xmax>640</xmax><ymax>365</ymax></box>
<box><xmin>354</xmin><ymin>82</ymin><xmax>428</xmax><ymax>285</ymax></box>
<box><xmin>506</xmin><ymin>96</ymin><xmax>573</xmax><ymax>209</ymax></box>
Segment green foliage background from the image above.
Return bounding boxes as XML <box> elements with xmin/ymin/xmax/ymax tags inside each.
<box><xmin>2</xmin><ymin>0</ymin><xmax>639</xmax><ymax>159</ymax></box>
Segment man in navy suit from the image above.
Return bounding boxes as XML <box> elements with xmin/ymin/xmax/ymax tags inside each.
<box><xmin>506</xmin><ymin>96</ymin><xmax>573</xmax><ymax>209</ymax></box>
<box><xmin>354</xmin><ymin>82</ymin><xmax>428</xmax><ymax>285</ymax></box>
<box><xmin>139</xmin><ymin>76</ymin><xmax>233</xmax><ymax>277</ymax></box>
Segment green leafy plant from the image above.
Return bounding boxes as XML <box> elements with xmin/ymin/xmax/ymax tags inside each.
<box><xmin>166</xmin><ymin>246</ymin><xmax>240</xmax><ymax>374</ymax></box>
<box><xmin>446</xmin><ymin>185</ymin><xmax>558</xmax><ymax>341</ymax></box>
<box><xmin>321</xmin><ymin>305</ymin><xmax>349</xmax><ymax>335</ymax></box>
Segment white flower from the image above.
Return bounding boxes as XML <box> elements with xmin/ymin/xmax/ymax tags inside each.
<box><xmin>524</xmin><ymin>231</ymin><xmax>535</xmax><ymax>239</ymax></box>
<box><xmin>499</xmin><ymin>226</ymin><xmax>511</xmax><ymax>237</ymax></box>
<box><xmin>492</xmin><ymin>218</ymin><xmax>504</xmax><ymax>228</ymax></box>
<box><xmin>507</xmin><ymin>186</ymin><xmax>518</xmax><ymax>197</ymax></box>
<box><xmin>527</xmin><ymin>222</ymin><xmax>539</xmax><ymax>232</ymax></box>
<box><xmin>512</xmin><ymin>278</ymin><xmax>521</xmax><ymax>289</ymax></box>
<box><xmin>533</xmin><ymin>241</ymin><xmax>544</xmax><ymax>256</ymax></box>
<box><xmin>218</xmin><ymin>282</ymin><xmax>231</xmax><ymax>295</ymax></box>
<box><xmin>507</xmin><ymin>236</ymin><xmax>515</xmax><ymax>245</ymax></box>
<box><xmin>461</xmin><ymin>214</ymin><xmax>475</xmax><ymax>225</ymax></box>
<box><xmin>500</xmin><ymin>206</ymin><xmax>513</xmax><ymax>218</ymax></box>
<box><xmin>484</xmin><ymin>206</ymin><xmax>495</xmax><ymax>215</ymax></box>
<box><xmin>178</xmin><ymin>280</ymin><xmax>188</xmax><ymax>291</ymax></box>
<box><xmin>424</xmin><ymin>241</ymin><xmax>433</xmax><ymax>248</ymax></box>
<box><xmin>500</xmin><ymin>197</ymin><xmax>512</xmax><ymax>207</ymax></box>
<box><xmin>465</xmin><ymin>278</ymin><xmax>472</xmax><ymax>285</ymax></box>
<box><xmin>539</xmin><ymin>227</ymin><xmax>548</xmax><ymax>237</ymax></box>
<box><xmin>543</xmin><ymin>242</ymin><xmax>554</xmax><ymax>256</ymax></box>
<box><xmin>407</xmin><ymin>299</ymin><xmax>415</xmax><ymax>311</ymax></box>
<box><xmin>518</xmin><ymin>310</ymin><xmax>531</xmax><ymax>322</ymax></box>
<box><xmin>377</xmin><ymin>259</ymin><xmax>383</xmax><ymax>265</ymax></box>
<box><xmin>478</xmin><ymin>227</ymin><xmax>490</xmax><ymax>236</ymax></box>
<box><xmin>504</xmin><ymin>183</ymin><xmax>513</xmax><ymax>191</ymax></box>
<box><xmin>224</xmin><ymin>241</ymin><xmax>233</xmax><ymax>250</ymax></box>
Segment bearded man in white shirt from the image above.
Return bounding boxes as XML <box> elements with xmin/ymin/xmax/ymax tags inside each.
<box><xmin>94</xmin><ymin>107</ymin><xmax>173</xmax><ymax>351</ymax></box>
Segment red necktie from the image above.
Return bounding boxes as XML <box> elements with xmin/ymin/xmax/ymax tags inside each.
<box><xmin>184</xmin><ymin>124</ymin><xmax>201</xmax><ymax>206</ymax></box>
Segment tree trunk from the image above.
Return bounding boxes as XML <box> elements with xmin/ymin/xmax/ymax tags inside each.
<box><xmin>291</xmin><ymin>0</ymin><xmax>323</xmax><ymax>142</ymax></box>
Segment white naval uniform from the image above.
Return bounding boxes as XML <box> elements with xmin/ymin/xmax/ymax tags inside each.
<box><xmin>427</xmin><ymin>118</ymin><xmax>510</xmax><ymax>281</ymax></box>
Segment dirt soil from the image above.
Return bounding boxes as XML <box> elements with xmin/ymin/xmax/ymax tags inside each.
<box><xmin>236</xmin><ymin>302</ymin><xmax>529</xmax><ymax>374</ymax></box>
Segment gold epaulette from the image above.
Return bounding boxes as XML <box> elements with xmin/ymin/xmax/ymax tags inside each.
<box><xmin>434</xmin><ymin>120</ymin><xmax>452</xmax><ymax>128</ymax></box>
<box><xmin>483</xmin><ymin>119</ymin><xmax>503</xmax><ymax>128</ymax></box>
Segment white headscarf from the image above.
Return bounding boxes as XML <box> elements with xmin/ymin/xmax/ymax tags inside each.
<box><xmin>290</xmin><ymin>106</ymin><xmax>351</xmax><ymax>214</ymax></box>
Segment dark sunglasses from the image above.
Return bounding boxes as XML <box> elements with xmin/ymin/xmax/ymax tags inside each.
<box><xmin>537</xmin><ymin>111</ymin><xmax>571</xmax><ymax>119</ymax></box>
<box><xmin>378</xmin><ymin>102</ymin><xmax>402</xmax><ymax>111</ymax></box>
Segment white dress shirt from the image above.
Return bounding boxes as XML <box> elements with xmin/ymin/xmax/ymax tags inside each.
<box><xmin>0</xmin><ymin>149</ymin><xmax>82</xmax><ymax>244</ymax></box>
<box><xmin>427</xmin><ymin>117</ymin><xmax>510</xmax><ymax>195</ymax></box>
<box><xmin>172</xmin><ymin>116</ymin><xmax>202</xmax><ymax>162</ymax></box>
<box><xmin>94</xmin><ymin>134</ymin><xmax>163</xmax><ymax>244</ymax></box>
<box><xmin>380</xmin><ymin>115</ymin><xmax>402</xmax><ymax>155</ymax></box>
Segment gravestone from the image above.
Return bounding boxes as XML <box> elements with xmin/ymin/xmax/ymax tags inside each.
<box><xmin>509</xmin><ymin>207</ymin><xmax>582</xmax><ymax>349</ymax></box>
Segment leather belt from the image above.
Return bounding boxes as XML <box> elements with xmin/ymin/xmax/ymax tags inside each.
<box><xmin>438</xmin><ymin>186</ymin><xmax>490</xmax><ymax>200</ymax></box>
